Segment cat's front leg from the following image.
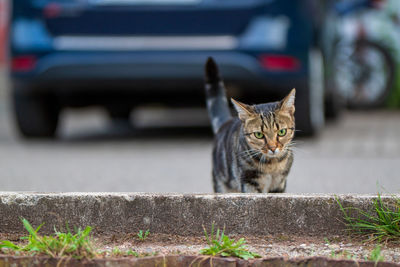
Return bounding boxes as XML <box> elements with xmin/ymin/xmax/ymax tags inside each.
<box><xmin>241</xmin><ymin>183</ymin><xmax>261</xmax><ymax>193</ymax></box>
<box><xmin>269</xmin><ymin>179</ymin><xmax>287</xmax><ymax>193</ymax></box>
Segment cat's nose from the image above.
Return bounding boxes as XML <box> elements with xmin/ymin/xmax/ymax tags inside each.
<box><xmin>268</xmin><ymin>146</ymin><xmax>277</xmax><ymax>152</ymax></box>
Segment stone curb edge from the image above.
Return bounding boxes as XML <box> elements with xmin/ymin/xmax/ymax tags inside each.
<box><xmin>0</xmin><ymin>192</ymin><xmax>398</xmax><ymax>236</ymax></box>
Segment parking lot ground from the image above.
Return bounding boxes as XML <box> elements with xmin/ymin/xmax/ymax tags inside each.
<box><xmin>0</xmin><ymin>69</ymin><xmax>399</xmax><ymax>193</ymax></box>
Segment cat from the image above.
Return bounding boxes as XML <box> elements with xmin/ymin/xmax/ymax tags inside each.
<box><xmin>204</xmin><ymin>57</ymin><xmax>295</xmax><ymax>193</ymax></box>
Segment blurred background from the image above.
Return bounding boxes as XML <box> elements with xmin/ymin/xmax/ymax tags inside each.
<box><xmin>0</xmin><ymin>0</ymin><xmax>399</xmax><ymax>193</ymax></box>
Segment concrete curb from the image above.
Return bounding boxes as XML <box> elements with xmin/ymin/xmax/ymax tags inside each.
<box><xmin>0</xmin><ymin>192</ymin><xmax>398</xmax><ymax>236</ymax></box>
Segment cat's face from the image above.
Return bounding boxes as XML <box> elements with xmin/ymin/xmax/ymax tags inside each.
<box><xmin>232</xmin><ymin>89</ymin><xmax>296</xmax><ymax>159</ymax></box>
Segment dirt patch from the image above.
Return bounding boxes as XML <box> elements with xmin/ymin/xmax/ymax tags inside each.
<box><xmin>3</xmin><ymin>233</ymin><xmax>398</xmax><ymax>263</ymax></box>
<box><xmin>99</xmin><ymin>233</ymin><xmax>400</xmax><ymax>261</ymax></box>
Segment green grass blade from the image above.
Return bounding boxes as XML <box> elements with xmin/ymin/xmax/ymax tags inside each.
<box><xmin>1</xmin><ymin>219</ymin><xmax>96</xmax><ymax>259</ymax></box>
<box><xmin>200</xmin><ymin>224</ymin><xmax>260</xmax><ymax>260</ymax></box>
<box><xmin>337</xmin><ymin>194</ymin><xmax>400</xmax><ymax>242</ymax></box>
<box><xmin>0</xmin><ymin>240</ymin><xmax>21</xmax><ymax>250</ymax></box>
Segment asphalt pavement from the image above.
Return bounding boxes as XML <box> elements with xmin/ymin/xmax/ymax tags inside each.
<box><xmin>0</xmin><ymin>69</ymin><xmax>399</xmax><ymax>194</ymax></box>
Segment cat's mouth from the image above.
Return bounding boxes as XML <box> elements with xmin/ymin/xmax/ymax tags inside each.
<box><xmin>262</xmin><ymin>148</ymin><xmax>282</xmax><ymax>158</ymax></box>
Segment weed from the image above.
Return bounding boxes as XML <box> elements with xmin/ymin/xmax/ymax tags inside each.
<box><xmin>111</xmin><ymin>247</ymin><xmax>123</xmax><ymax>256</ymax></box>
<box><xmin>142</xmin><ymin>251</ymin><xmax>159</xmax><ymax>257</ymax></box>
<box><xmin>330</xmin><ymin>249</ymin><xmax>336</xmax><ymax>258</ymax></box>
<box><xmin>309</xmin><ymin>247</ymin><xmax>315</xmax><ymax>257</ymax></box>
<box><xmin>336</xmin><ymin>193</ymin><xmax>400</xmax><ymax>242</ymax></box>
<box><xmin>368</xmin><ymin>244</ymin><xmax>384</xmax><ymax>263</ymax></box>
<box><xmin>137</xmin><ymin>230</ymin><xmax>150</xmax><ymax>241</ymax></box>
<box><xmin>0</xmin><ymin>218</ymin><xmax>96</xmax><ymax>259</ymax></box>
<box><xmin>109</xmin><ymin>247</ymin><xmax>141</xmax><ymax>257</ymax></box>
<box><xmin>346</xmin><ymin>252</ymin><xmax>356</xmax><ymax>260</ymax></box>
<box><xmin>126</xmin><ymin>249</ymin><xmax>139</xmax><ymax>257</ymax></box>
<box><xmin>199</xmin><ymin>224</ymin><xmax>260</xmax><ymax>260</ymax></box>
<box><xmin>330</xmin><ymin>249</ymin><xmax>357</xmax><ymax>260</ymax></box>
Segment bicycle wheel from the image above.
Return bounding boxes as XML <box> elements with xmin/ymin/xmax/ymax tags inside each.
<box><xmin>334</xmin><ymin>39</ymin><xmax>395</xmax><ymax>109</ymax></box>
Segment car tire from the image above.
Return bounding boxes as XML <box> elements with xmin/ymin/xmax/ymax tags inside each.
<box><xmin>295</xmin><ymin>49</ymin><xmax>325</xmax><ymax>136</ymax></box>
<box><xmin>13</xmin><ymin>86</ymin><xmax>60</xmax><ymax>138</ymax></box>
<box><xmin>324</xmin><ymin>89</ymin><xmax>343</xmax><ymax>120</ymax></box>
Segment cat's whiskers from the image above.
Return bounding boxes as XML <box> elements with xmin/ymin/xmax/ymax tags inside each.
<box><xmin>285</xmin><ymin>140</ymin><xmax>298</xmax><ymax>147</ymax></box>
<box><xmin>257</xmin><ymin>153</ymin><xmax>268</xmax><ymax>173</ymax></box>
<box><xmin>249</xmin><ymin>152</ymin><xmax>263</xmax><ymax>160</ymax></box>
<box><xmin>288</xmin><ymin>146</ymin><xmax>308</xmax><ymax>155</ymax></box>
<box><xmin>289</xmin><ymin>140</ymin><xmax>305</xmax><ymax>145</ymax></box>
<box><xmin>287</xmin><ymin>141</ymin><xmax>300</xmax><ymax>147</ymax></box>
<box><xmin>285</xmin><ymin>141</ymin><xmax>308</xmax><ymax>155</ymax></box>
<box><xmin>248</xmin><ymin>154</ymin><xmax>261</xmax><ymax>160</ymax></box>
<box><xmin>239</xmin><ymin>148</ymin><xmax>258</xmax><ymax>155</ymax></box>
<box><xmin>240</xmin><ymin>149</ymin><xmax>262</xmax><ymax>159</ymax></box>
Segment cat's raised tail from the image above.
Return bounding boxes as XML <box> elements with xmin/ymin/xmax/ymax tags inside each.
<box><xmin>204</xmin><ymin>57</ymin><xmax>232</xmax><ymax>134</ymax></box>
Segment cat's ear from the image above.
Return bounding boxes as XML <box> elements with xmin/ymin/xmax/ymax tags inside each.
<box><xmin>279</xmin><ymin>88</ymin><xmax>296</xmax><ymax>116</ymax></box>
<box><xmin>231</xmin><ymin>98</ymin><xmax>256</xmax><ymax>121</ymax></box>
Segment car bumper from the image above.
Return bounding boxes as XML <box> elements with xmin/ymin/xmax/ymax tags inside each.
<box><xmin>11</xmin><ymin>51</ymin><xmax>307</xmax><ymax>93</ymax></box>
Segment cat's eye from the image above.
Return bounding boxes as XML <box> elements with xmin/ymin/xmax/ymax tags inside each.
<box><xmin>254</xmin><ymin>132</ymin><xmax>264</xmax><ymax>139</ymax></box>
<box><xmin>277</xmin><ymin>128</ymin><xmax>287</xmax><ymax>137</ymax></box>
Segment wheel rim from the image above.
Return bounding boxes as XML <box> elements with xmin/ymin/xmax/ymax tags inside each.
<box><xmin>335</xmin><ymin>41</ymin><xmax>391</xmax><ymax>107</ymax></box>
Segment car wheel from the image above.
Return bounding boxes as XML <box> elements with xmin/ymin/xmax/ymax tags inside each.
<box><xmin>324</xmin><ymin>89</ymin><xmax>343</xmax><ymax>120</ymax></box>
<box><xmin>13</xmin><ymin>86</ymin><xmax>60</xmax><ymax>138</ymax></box>
<box><xmin>296</xmin><ymin>49</ymin><xmax>325</xmax><ymax>136</ymax></box>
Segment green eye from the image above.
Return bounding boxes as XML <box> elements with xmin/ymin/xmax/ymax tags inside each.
<box><xmin>254</xmin><ymin>132</ymin><xmax>264</xmax><ymax>139</ymax></box>
<box><xmin>278</xmin><ymin>128</ymin><xmax>287</xmax><ymax>137</ymax></box>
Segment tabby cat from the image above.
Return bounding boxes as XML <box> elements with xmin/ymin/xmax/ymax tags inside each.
<box><xmin>204</xmin><ymin>57</ymin><xmax>295</xmax><ymax>193</ymax></box>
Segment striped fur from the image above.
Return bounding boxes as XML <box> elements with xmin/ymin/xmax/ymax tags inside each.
<box><xmin>204</xmin><ymin>58</ymin><xmax>232</xmax><ymax>134</ymax></box>
<box><xmin>204</xmin><ymin>57</ymin><xmax>295</xmax><ymax>193</ymax></box>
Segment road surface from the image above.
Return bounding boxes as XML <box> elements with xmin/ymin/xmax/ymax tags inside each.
<box><xmin>0</xmin><ymin>70</ymin><xmax>399</xmax><ymax>194</ymax></box>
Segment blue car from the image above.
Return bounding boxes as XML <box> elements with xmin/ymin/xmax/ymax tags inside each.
<box><xmin>9</xmin><ymin>0</ymin><xmax>338</xmax><ymax>138</ymax></box>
